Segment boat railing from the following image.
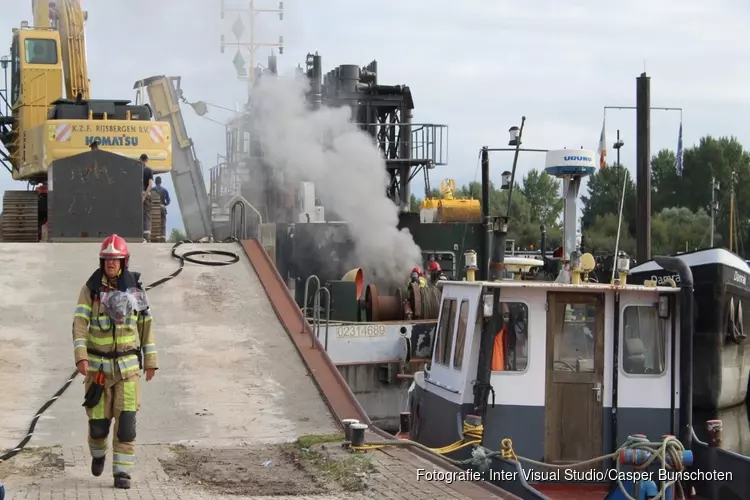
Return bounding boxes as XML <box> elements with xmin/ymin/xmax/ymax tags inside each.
<box><xmin>302</xmin><ymin>275</ymin><xmax>331</xmax><ymax>350</ymax></box>
<box><xmin>690</xmin><ymin>425</ymin><xmax>750</xmax><ymax>499</ymax></box>
<box><xmin>228</xmin><ymin>195</ymin><xmax>263</xmax><ymax>240</ymax></box>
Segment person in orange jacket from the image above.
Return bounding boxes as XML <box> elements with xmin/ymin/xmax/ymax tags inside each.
<box><xmin>491</xmin><ymin>303</ymin><xmax>510</xmax><ymax>371</ymax></box>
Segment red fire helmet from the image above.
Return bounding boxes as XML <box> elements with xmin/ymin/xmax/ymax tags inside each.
<box><xmin>100</xmin><ymin>234</ymin><xmax>130</xmax><ymax>266</ymax></box>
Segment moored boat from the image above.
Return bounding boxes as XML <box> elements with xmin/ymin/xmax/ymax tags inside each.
<box><xmin>403</xmin><ymin>150</ymin><xmax>746</xmax><ymax>499</ymax></box>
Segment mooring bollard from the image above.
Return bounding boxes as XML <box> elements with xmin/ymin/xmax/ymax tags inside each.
<box><xmin>465</xmin><ymin>414</ymin><xmax>482</xmax><ymax>426</ymax></box>
<box><xmin>706</xmin><ymin>420</ymin><xmax>723</xmax><ymax>448</ymax></box>
<box><xmin>350</xmin><ymin>423</ymin><xmax>368</xmax><ymax>447</ymax></box>
<box><xmin>399</xmin><ymin>412</ymin><xmax>411</xmax><ymax>435</ymax></box>
<box><xmin>706</xmin><ymin>419</ymin><xmax>723</xmax><ymax>500</ymax></box>
<box><xmin>342</xmin><ymin>418</ymin><xmax>359</xmax><ymax>442</ymax></box>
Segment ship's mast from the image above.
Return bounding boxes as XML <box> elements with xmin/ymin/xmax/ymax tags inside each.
<box><xmin>710</xmin><ymin>176</ymin><xmax>719</xmax><ymax>247</ymax></box>
<box><xmin>729</xmin><ymin>169</ymin><xmax>737</xmax><ymax>252</ymax></box>
<box><xmin>220</xmin><ymin>0</ymin><xmax>284</xmax><ymax>89</ymax></box>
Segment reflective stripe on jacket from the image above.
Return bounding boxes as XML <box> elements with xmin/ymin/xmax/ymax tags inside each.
<box><xmin>72</xmin><ymin>272</ymin><xmax>158</xmax><ymax>383</ymax></box>
<box><xmin>405</xmin><ymin>277</ymin><xmax>428</xmax><ymax>289</ymax></box>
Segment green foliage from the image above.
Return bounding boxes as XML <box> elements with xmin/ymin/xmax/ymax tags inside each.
<box><xmin>521</xmin><ymin>169</ymin><xmax>564</xmax><ymax>227</ymax></box>
<box><xmin>169</xmin><ymin>228</ymin><xmax>186</xmax><ymax>242</ymax></box>
<box><xmin>414</xmin><ymin>134</ymin><xmax>750</xmax><ymax>258</ymax></box>
<box><xmin>582</xmin><ymin>135</ymin><xmax>749</xmax><ymax>256</ymax></box>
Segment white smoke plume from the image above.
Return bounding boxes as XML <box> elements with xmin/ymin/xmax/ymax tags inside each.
<box><xmin>246</xmin><ymin>72</ymin><xmax>423</xmax><ymax>284</ymax></box>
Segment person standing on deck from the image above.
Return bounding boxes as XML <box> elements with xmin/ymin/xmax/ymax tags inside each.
<box><xmin>491</xmin><ymin>303</ymin><xmax>510</xmax><ymax>371</ymax></box>
<box><xmin>406</xmin><ymin>267</ymin><xmax>428</xmax><ymax>289</ymax></box>
<box><xmin>141</xmin><ymin>154</ymin><xmax>154</xmax><ymax>242</ymax></box>
<box><xmin>152</xmin><ymin>177</ymin><xmax>170</xmax><ymax>242</ymax></box>
<box><xmin>72</xmin><ymin>234</ymin><xmax>158</xmax><ymax>489</ymax></box>
<box><xmin>427</xmin><ymin>261</ymin><xmax>448</xmax><ymax>285</ymax></box>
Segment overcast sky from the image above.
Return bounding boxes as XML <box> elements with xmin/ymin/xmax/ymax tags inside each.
<box><xmin>2</xmin><ymin>0</ymin><xmax>749</xmax><ymax>233</ymax></box>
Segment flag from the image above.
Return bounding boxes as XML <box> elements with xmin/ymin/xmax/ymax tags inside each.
<box><xmin>675</xmin><ymin>121</ymin><xmax>683</xmax><ymax>178</ymax></box>
<box><xmin>597</xmin><ymin>117</ymin><xmax>607</xmax><ymax>168</ymax></box>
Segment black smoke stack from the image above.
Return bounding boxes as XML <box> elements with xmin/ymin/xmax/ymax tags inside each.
<box><xmin>312</xmin><ymin>55</ymin><xmax>322</xmax><ymax>110</ymax></box>
<box><xmin>473</xmin><ymin>216</ymin><xmax>507</xmax><ymax>419</ymax></box>
<box><xmin>636</xmin><ymin>73</ymin><xmax>651</xmax><ymax>262</ymax></box>
<box><xmin>489</xmin><ymin>217</ymin><xmax>507</xmax><ymax>281</ymax></box>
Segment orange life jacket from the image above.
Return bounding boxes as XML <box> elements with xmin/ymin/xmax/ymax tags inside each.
<box><xmin>491</xmin><ymin>326</ymin><xmax>507</xmax><ymax>371</ymax></box>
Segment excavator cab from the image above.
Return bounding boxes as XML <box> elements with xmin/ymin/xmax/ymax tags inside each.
<box><xmin>5</xmin><ymin>27</ymin><xmax>63</xmax><ymax>170</ymax></box>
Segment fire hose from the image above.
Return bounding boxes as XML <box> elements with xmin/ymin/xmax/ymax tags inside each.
<box><xmin>0</xmin><ymin>239</ymin><xmax>240</xmax><ymax>464</ymax></box>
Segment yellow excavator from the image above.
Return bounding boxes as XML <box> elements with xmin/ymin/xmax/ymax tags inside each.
<box><xmin>0</xmin><ymin>0</ymin><xmax>172</xmax><ymax>242</ymax></box>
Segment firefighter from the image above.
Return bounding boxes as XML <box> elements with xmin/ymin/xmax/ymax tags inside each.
<box><xmin>427</xmin><ymin>261</ymin><xmax>447</xmax><ymax>285</ymax></box>
<box><xmin>407</xmin><ymin>267</ymin><xmax>428</xmax><ymax>289</ymax></box>
<box><xmin>72</xmin><ymin>234</ymin><xmax>158</xmax><ymax>489</ymax></box>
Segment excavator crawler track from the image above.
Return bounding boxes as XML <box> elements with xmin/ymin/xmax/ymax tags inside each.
<box><xmin>1</xmin><ymin>191</ymin><xmax>39</xmax><ymax>242</ymax></box>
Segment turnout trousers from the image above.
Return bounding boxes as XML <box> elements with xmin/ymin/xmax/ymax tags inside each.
<box><xmin>85</xmin><ymin>374</ymin><xmax>141</xmax><ymax>477</ymax></box>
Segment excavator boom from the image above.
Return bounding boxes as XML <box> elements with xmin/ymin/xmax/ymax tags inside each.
<box><xmin>135</xmin><ymin>76</ymin><xmax>213</xmax><ymax>240</ymax></box>
<box><xmin>33</xmin><ymin>0</ymin><xmax>89</xmax><ymax>99</ymax></box>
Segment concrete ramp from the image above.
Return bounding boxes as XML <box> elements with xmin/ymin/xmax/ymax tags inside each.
<box><xmin>0</xmin><ymin>242</ymin><xmax>338</xmax><ymax>450</ymax></box>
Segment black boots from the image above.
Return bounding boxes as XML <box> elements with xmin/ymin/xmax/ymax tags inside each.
<box><xmin>92</xmin><ymin>456</ymin><xmax>131</xmax><ymax>488</ymax></box>
<box><xmin>114</xmin><ymin>473</ymin><xmax>131</xmax><ymax>489</ymax></box>
<box><xmin>91</xmin><ymin>457</ymin><xmax>105</xmax><ymax>477</ymax></box>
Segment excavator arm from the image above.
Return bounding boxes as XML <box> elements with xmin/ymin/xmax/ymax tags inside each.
<box><xmin>33</xmin><ymin>0</ymin><xmax>90</xmax><ymax>100</ymax></box>
<box><xmin>134</xmin><ymin>76</ymin><xmax>213</xmax><ymax>240</ymax></box>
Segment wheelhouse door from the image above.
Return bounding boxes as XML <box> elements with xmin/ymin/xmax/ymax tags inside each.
<box><xmin>545</xmin><ymin>292</ymin><xmax>604</xmax><ymax>463</ymax></box>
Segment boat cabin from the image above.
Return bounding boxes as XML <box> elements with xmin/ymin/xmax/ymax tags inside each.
<box><xmin>411</xmin><ymin>275</ymin><xmax>682</xmax><ymax>464</ymax></box>
<box><xmin>630</xmin><ymin>248</ymin><xmax>750</xmax><ymax>411</ymax></box>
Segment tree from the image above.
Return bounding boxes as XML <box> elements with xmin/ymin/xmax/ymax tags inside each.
<box><xmin>651</xmin><ymin>136</ymin><xmax>750</xmax><ymax>252</ymax></box>
<box><xmin>651</xmin><ymin>207</ymin><xmax>713</xmax><ymax>254</ymax></box>
<box><xmin>582</xmin><ymin>212</ymin><xmax>636</xmax><ymax>256</ymax></box>
<box><xmin>521</xmin><ymin>169</ymin><xmax>563</xmax><ymax>226</ymax></box>
<box><xmin>580</xmin><ymin>165</ymin><xmax>636</xmax><ymax>236</ymax></box>
<box><xmin>650</xmin><ymin>149</ymin><xmax>680</xmax><ymax>211</ymax></box>
<box><xmin>169</xmin><ymin>228</ymin><xmax>186</xmax><ymax>242</ymax></box>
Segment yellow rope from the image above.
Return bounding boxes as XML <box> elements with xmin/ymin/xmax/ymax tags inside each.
<box><xmin>347</xmin><ymin>426</ymin><xmax>687</xmax><ymax>499</ymax></box>
<box><xmin>349</xmin><ymin>420</ymin><xmax>483</xmax><ymax>455</ymax></box>
<box><xmin>501</xmin><ymin>438</ymin><xmax>517</xmax><ymax>460</ymax></box>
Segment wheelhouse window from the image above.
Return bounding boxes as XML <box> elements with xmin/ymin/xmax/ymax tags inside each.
<box><xmin>24</xmin><ymin>38</ymin><xmax>58</xmax><ymax>65</ymax></box>
<box><xmin>622</xmin><ymin>306</ymin><xmax>666</xmax><ymax>375</ymax></box>
<box><xmin>434</xmin><ymin>298</ymin><xmax>457</xmax><ymax>366</ymax></box>
<box><xmin>452</xmin><ymin>300</ymin><xmax>470</xmax><ymax>370</ymax></box>
<box><xmin>492</xmin><ymin>302</ymin><xmax>528</xmax><ymax>372</ymax></box>
<box><xmin>553</xmin><ymin>302</ymin><xmax>597</xmax><ymax>372</ymax></box>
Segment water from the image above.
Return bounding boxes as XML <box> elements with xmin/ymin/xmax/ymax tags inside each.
<box><xmin>694</xmin><ymin>399</ymin><xmax>750</xmax><ymax>456</ymax></box>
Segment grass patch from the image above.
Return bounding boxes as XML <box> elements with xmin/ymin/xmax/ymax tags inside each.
<box><xmin>295</xmin><ymin>433</ymin><xmax>344</xmax><ymax>449</ymax></box>
<box><xmin>293</xmin><ymin>434</ymin><xmax>377</xmax><ymax>492</ymax></box>
<box><xmin>300</xmin><ymin>450</ymin><xmax>376</xmax><ymax>491</ymax></box>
